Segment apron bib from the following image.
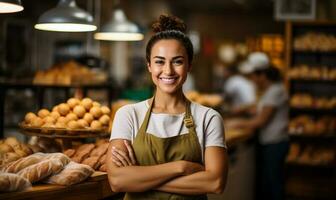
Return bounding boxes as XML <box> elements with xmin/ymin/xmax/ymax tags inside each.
<box><xmin>124</xmin><ymin>97</ymin><xmax>207</xmax><ymax>200</ymax></box>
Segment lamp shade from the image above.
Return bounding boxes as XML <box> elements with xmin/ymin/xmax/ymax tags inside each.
<box><xmin>0</xmin><ymin>0</ymin><xmax>23</xmax><ymax>13</ymax></box>
<box><xmin>94</xmin><ymin>7</ymin><xmax>144</xmax><ymax>41</ymax></box>
<box><xmin>34</xmin><ymin>0</ymin><xmax>96</xmax><ymax>32</ymax></box>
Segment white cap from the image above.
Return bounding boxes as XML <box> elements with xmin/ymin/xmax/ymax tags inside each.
<box><xmin>247</xmin><ymin>52</ymin><xmax>269</xmax><ymax>71</ymax></box>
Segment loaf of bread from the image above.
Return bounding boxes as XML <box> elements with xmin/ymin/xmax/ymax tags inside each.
<box><xmin>63</xmin><ymin>149</ymin><xmax>76</xmax><ymax>158</ymax></box>
<box><xmin>0</xmin><ymin>153</ymin><xmax>46</xmax><ymax>173</ymax></box>
<box><xmin>0</xmin><ymin>173</ymin><xmax>31</xmax><ymax>192</ymax></box>
<box><xmin>45</xmin><ymin>161</ymin><xmax>94</xmax><ymax>186</ymax></box>
<box><xmin>72</xmin><ymin>144</ymin><xmax>95</xmax><ymax>163</ymax></box>
<box><xmin>90</xmin><ymin>142</ymin><xmax>109</xmax><ymax>157</ymax></box>
<box><xmin>81</xmin><ymin>156</ymin><xmax>100</xmax><ymax>170</ymax></box>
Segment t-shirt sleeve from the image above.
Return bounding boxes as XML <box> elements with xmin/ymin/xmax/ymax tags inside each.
<box><xmin>110</xmin><ymin>106</ymin><xmax>134</xmax><ymax>141</ymax></box>
<box><xmin>204</xmin><ymin>110</ymin><xmax>227</xmax><ymax>149</ymax></box>
<box><xmin>262</xmin><ymin>85</ymin><xmax>287</xmax><ymax>107</ymax></box>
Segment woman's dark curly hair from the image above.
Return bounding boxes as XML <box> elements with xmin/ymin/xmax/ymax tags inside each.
<box><xmin>146</xmin><ymin>15</ymin><xmax>194</xmax><ymax>64</ymax></box>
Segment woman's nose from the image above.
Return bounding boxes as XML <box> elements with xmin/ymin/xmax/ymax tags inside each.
<box><xmin>163</xmin><ymin>62</ymin><xmax>174</xmax><ymax>75</ymax></box>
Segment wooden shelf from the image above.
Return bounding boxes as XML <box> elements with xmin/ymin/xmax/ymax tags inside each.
<box><xmin>289</xmin><ymin>107</ymin><xmax>336</xmax><ymax>115</ymax></box>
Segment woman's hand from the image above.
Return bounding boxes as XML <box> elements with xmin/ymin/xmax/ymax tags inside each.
<box><xmin>111</xmin><ymin>140</ymin><xmax>137</xmax><ymax>167</ymax></box>
<box><xmin>180</xmin><ymin>161</ymin><xmax>205</xmax><ymax>175</ymax></box>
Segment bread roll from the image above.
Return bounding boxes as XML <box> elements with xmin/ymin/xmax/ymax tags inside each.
<box><xmin>65</xmin><ymin>113</ymin><xmax>78</xmax><ymax>122</ymax></box>
<box><xmin>31</xmin><ymin>117</ymin><xmax>44</xmax><ymax>127</ymax></box>
<box><xmin>81</xmin><ymin>156</ymin><xmax>100</xmax><ymax>170</ymax></box>
<box><xmin>99</xmin><ymin>115</ymin><xmax>110</xmax><ymax>126</ymax></box>
<box><xmin>67</xmin><ymin>98</ymin><xmax>80</xmax><ymax>109</ymax></box>
<box><xmin>83</xmin><ymin>113</ymin><xmax>94</xmax><ymax>124</ymax></box>
<box><xmin>24</xmin><ymin>112</ymin><xmax>36</xmax><ymax>124</ymax></box>
<box><xmin>90</xmin><ymin>107</ymin><xmax>102</xmax><ymax>119</ymax></box>
<box><xmin>90</xmin><ymin>120</ymin><xmax>102</xmax><ymax>129</ymax></box>
<box><xmin>44</xmin><ymin>116</ymin><xmax>56</xmax><ymax>124</ymax></box>
<box><xmin>38</xmin><ymin>109</ymin><xmax>50</xmax><ymax>118</ymax></box>
<box><xmin>92</xmin><ymin>101</ymin><xmax>101</xmax><ymax>107</ymax></box>
<box><xmin>101</xmin><ymin>106</ymin><xmax>111</xmax><ymax>115</ymax></box>
<box><xmin>73</xmin><ymin>105</ymin><xmax>86</xmax><ymax>118</ymax></box>
<box><xmin>77</xmin><ymin>119</ymin><xmax>89</xmax><ymax>128</ymax></box>
<box><xmin>50</xmin><ymin>111</ymin><xmax>60</xmax><ymax>119</ymax></box>
<box><xmin>81</xmin><ymin>98</ymin><xmax>93</xmax><ymax>111</ymax></box>
<box><xmin>58</xmin><ymin>103</ymin><xmax>70</xmax><ymax>116</ymax></box>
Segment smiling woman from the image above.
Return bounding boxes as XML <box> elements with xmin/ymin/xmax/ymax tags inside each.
<box><xmin>107</xmin><ymin>14</ymin><xmax>228</xmax><ymax>200</ymax></box>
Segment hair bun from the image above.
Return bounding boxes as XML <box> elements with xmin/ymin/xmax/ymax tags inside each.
<box><xmin>152</xmin><ymin>15</ymin><xmax>186</xmax><ymax>33</ymax></box>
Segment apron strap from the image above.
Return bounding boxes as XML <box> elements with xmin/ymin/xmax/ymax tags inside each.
<box><xmin>138</xmin><ymin>97</ymin><xmax>154</xmax><ymax>134</ymax></box>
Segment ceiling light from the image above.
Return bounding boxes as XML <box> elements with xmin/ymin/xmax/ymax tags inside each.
<box><xmin>94</xmin><ymin>6</ymin><xmax>144</xmax><ymax>41</ymax></box>
<box><xmin>34</xmin><ymin>0</ymin><xmax>96</xmax><ymax>32</ymax></box>
<box><xmin>0</xmin><ymin>0</ymin><xmax>24</xmax><ymax>13</ymax></box>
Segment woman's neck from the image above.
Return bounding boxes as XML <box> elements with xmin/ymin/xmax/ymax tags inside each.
<box><xmin>151</xmin><ymin>89</ymin><xmax>186</xmax><ymax>114</ymax></box>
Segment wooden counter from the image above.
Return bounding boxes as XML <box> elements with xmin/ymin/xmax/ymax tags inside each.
<box><xmin>0</xmin><ymin>172</ymin><xmax>116</xmax><ymax>200</ymax></box>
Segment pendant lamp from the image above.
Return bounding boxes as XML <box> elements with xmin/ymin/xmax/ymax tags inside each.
<box><xmin>34</xmin><ymin>0</ymin><xmax>96</xmax><ymax>32</ymax></box>
<box><xmin>94</xmin><ymin>5</ymin><xmax>143</xmax><ymax>41</ymax></box>
<box><xmin>0</xmin><ymin>0</ymin><xmax>24</xmax><ymax>13</ymax></box>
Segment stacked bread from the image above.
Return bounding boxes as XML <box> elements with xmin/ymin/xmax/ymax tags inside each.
<box><xmin>33</xmin><ymin>61</ymin><xmax>107</xmax><ymax>85</ymax></box>
<box><xmin>287</xmin><ymin>143</ymin><xmax>335</xmax><ymax>165</ymax></box>
<box><xmin>185</xmin><ymin>91</ymin><xmax>223</xmax><ymax>107</ymax></box>
<box><xmin>0</xmin><ymin>152</ymin><xmax>95</xmax><ymax>192</ymax></box>
<box><xmin>294</xmin><ymin>32</ymin><xmax>336</xmax><ymax>51</ymax></box>
<box><xmin>23</xmin><ymin>97</ymin><xmax>111</xmax><ymax>133</ymax></box>
<box><xmin>290</xmin><ymin>94</ymin><xmax>336</xmax><ymax>109</ymax></box>
<box><xmin>63</xmin><ymin>139</ymin><xmax>109</xmax><ymax>172</ymax></box>
<box><xmin>288</xmin><ymin>115</ymin><xmax>336</xmax><ymax>135</ymax></box>
<box><xmin>0</xmin><ymin>137</ymin><xmax>33</xmax><ymax>166</ymax></box>
<box><xmin>288</xmin><ymin>65</ymin><xmax>336</xmax><ymax>80</ymax></box>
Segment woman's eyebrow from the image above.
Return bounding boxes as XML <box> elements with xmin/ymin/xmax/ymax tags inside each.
<box><xmin>172</xmin><ymin>56</ymin><xmax>184</xmax><ymax>59</ymax></box>
<box><xmin>153</xmin><ymin>56</ymin><xmax>165</xmax><ymax>59</ymax></box>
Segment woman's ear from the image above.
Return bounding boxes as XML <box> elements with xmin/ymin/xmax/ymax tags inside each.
<box><xmin>147</xmin><ymin>62</ymin><xmax>152</xmax><ymax>73</ymax></box>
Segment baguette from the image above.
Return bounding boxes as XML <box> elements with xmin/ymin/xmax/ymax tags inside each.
<box><xmin>45</xmin><ymin>161</ymin><xmax>94</xmax><ymax>186</ymax></box>
<box><xmin>0</xmin><ymin>153</ymin><xmax>46</xmax><ymax>173</ymax></box>
<box><xmin>0</xmin><ymin>173</ymin><xmax>31</xmax><ymax>192</ymax></box>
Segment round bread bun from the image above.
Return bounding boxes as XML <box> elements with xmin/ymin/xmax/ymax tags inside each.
<box><xmin>52</xmin><ymin>105</ymin><xmax>59</xmax><ymax>112</ymax></box>
<box><xmin>57</xmin><ymin>116</ymin><xmax>68</xmax><ymax>124</ymax></box>
<box><xmin>92</xmin><ymin>101</ymin><xmax>101</xmax><ymax>107</ymax></box>
<box><xmin>58</xmin><ymin>103</ymin><xmax>70</xmax><ymax>116</ymax></box>
<box><xmin>38</xmin><ymin>109</ymin><xmax>50</xmax><ymax>118</ymax></box>
<box><xmin>83</xmin><ymin>113</ymin><xmax>94</xmax><ymax>124</ymax></box>
<box><xmin>42</xmin><ymin>122</ymin><xmax>54</xmax><ymax>128</ymax></box>
<box><xmin>90</xmin><ymin>106</ymin><xmax>103</xmax><ymax>119</ymax></box>
<box><xmin>67</xmin><ymin>98</ymin><xmax>80</xmax><ymax>109</ymax></box>
<box><xmin>31</xmin><ymin>117</ymin><xmax>44</xmax><ymax>127</ymax></box>
<box><xmin>77</xmin><ymin>119</ymin><xmax>89</xmax><ymax>128</ymax></box>
<box><xmin>44</xmin><ymin>116</ymin><xmax>56</xmax><ymax>124</ymax></box>
<box><xmin>25</xmin><ymin>112</ymin><xmax>37</xmax><ymax>124</ymax></box>
<box><xmin>73</xmin><ymin>105</ymin><xmax>86</xmax><ymax>118</ymax></box>
<box><xmin>81</xmin><ymin>98</ymin><xmax>93</xmax><ymax>111</ymax></box>
<box><xmin>99</xmin><ymin>115</ymin><xmax>110</xmax><ymax>126</ymax></box>
<box><xmin>67</xmin><ymin>120</ymin><xmax>80</xmax><ymax>129</ymax></box>
<box><xmin>50</xmin><ymin>111</ymin><xmax>60</xmax><ymax>119</ymax></box>
<box><xmin>65</xmin><ymin>113</ymin><xmax>78</xmax><ymax>121</ymax></box>
<box><xmin>90</xmin><ymin>120</ymin><xmax>102</xmax><ymax>129</ymax></box>
<box><xmin>55</xmin><ymin>121</ymin><xmax>66</xmax><ymax>129</ymax></box>
<box><xmin>101</xmin><ymin>106</ymin><xmax>111</xmax><ymax>115</ymax></box>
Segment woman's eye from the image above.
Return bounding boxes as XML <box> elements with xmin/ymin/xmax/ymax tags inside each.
<box><xmin>173</xmin><ymin>60</ymin><xmax>183</xmax><ymax>65</ymax></box>
<box><xmin>155</xmin><ymin>60</ymin><xmax>164</xmax><ymax>65</ymax></box>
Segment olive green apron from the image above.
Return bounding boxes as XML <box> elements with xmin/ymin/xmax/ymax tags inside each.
<box><xmin>124</xmin><ymin>97</ymin><xmax>207</xmax><ymax>200</ymax></box>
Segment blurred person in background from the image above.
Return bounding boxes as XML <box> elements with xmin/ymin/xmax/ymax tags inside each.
<box><xmin>231</xmin><ymin>55</ymin><xmax>289</xmax><ymax>200</ymax></box>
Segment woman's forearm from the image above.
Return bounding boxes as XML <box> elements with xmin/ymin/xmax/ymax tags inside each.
<box><xmin>107</xmin><ymin>160</ymin><xmax>184</xmax><ymax>192</ymax></box>
<box><xmin>155</xmin><ymin>170</ymin><xmax>225</xmax><ymax>195</ymax></box>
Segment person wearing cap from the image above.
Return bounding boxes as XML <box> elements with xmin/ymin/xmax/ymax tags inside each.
<box><xmin>232</xmin><ymin>53</ymin><xmax>289</xmax><ymax>200</ymax></box>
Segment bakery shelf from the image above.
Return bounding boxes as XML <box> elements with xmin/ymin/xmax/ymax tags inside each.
<box><xmin>289</xmin><ymin>107</ymin><xmax>336</xmax><ymax>115</ymax></box>
<box><xmin>286</xmin><ymin>160</ymin><xmax>335</xmax><ymax>169</ymax></box>
<box><xmin>292</xmin><ymin>50</ymin><xmax>336</xmax><ymax>55</ymax></box>
<box><xmin>289</xmin><ymin>79</ymin><xmax>336</xmax><ymax>84</ymax></box>
<box><xmin>289</xmin><ymin>133</ymin><xmax>336</xmax><ymax>139</ymax></box>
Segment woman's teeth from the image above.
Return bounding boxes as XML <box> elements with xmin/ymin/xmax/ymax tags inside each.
<box><xmin>160</xmin><ymin>77</ymin><xmax>177</xmax><ymax>84</ymax></box>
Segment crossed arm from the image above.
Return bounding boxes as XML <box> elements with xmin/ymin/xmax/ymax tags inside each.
<box><xmin>106</xmin><ymin>139</ymin><xmax>228</xmax><ymax>195</ymax></box>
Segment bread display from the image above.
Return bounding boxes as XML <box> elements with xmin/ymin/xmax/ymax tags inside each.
<box><xmin>286</xmin><ymin>144</ymin><xmax>335</xmax><ymax>166</ymax></box>
<box><xmin>288</xmin><ymin>115</ymin><xmax>336</xmax><ymax>135</ymax></box>
<box><xmin>185</xmin><ymin>91</ymin><xmax>223</xmax><ymax>107</ymax></box>
<box><xmin>290</xmin><ymin>94</ymin><xmax>336</xmax><ymax>109</ymax></box>
<box><xmin>17</xmin><ymin>153</ymin><xmax>70</xmax><ymax>183</ymax></box>
<box><xmin>63</xmin><ymin>140</ymin><xmax>109</xmax><ymax>172</ymax></box>
<box><xmin>288</xmin><ymin>65</ymin><xmax>336</xmax><ymax>80</ymax></box>
<box><xmin>0</xmin><ymin>173</ymin><xmax>31</xmax><ymax>192</ymax></box>
<box><xmin>21</xmin><ymin>97</ymin><xmax>111</xmax><ymax>135</ymax></box>
<box><xmin>44</xmin><ymin>161</ymin><xmax>94</xmax><ymax>186</ymax></box>
<box><xmin>0</xmin><ymin>137</ymin><xmax>34</xmax><ymax>166</ymax></box>
<box><xmin>294</xmin><ymin>32</ymin><xmax>336</xmax><ymax>51</ymax></box>
<box><xmin>33</xmin><ymin>60</ymin><xmax>107</xmax><ymax>85</ymax></box>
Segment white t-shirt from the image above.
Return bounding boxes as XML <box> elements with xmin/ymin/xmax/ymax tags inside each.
<box><xmin>224</xmin><ymin>75</ymin><xmax>256</xmax><ymax>107</ymax></box>
<box><xmin>110</xmin><ymin>100</ymin><xmax>226</xmax><ymax>161</ymax></box>
<box><xmin>257</xmin><ymin>83</ymin><xmax>289</xmax><ymax>145</ymax></box>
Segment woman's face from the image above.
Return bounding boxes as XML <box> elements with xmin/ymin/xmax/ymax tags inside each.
<box><xmin>148</xmin><ymin>39</ymin><xmax>190</xmax><ymax>94</ymax></box>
